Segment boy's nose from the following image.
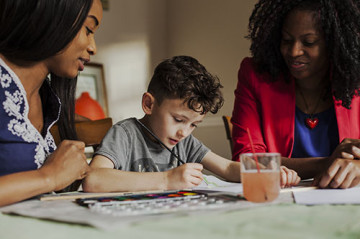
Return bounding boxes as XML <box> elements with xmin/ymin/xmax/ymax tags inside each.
<box><xmin>176</xmin><ymin>129</ymin><xmax>186</xmax><ymax>139</ymax></box>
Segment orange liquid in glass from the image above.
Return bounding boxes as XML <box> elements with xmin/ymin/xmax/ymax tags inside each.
<box><xmin>241</xmin><ymin>170</ymin><xmax>280</xmax><ymax>203</ymax></box>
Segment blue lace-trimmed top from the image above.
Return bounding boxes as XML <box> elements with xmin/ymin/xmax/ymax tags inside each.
<box><xmin>291</xmin><ymin>106</ymin><xmax>339</xmax><ymax>158</ymax></box>
<box><xmin>0</xmin><ymin>57</ymin><xmax>60</xmax><ymax>176</ymax></box>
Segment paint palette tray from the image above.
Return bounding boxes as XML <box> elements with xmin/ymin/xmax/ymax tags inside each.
<box><xmin>76</xmin><ymin>190</ymin><xmax>240</xmax><ymax>217</ymax></box>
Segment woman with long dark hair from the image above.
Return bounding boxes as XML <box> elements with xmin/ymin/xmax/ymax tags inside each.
<box><xmin>0</xmin><ymin>0</ymin><xmax>103</xmax><ymax>206</ymax></box>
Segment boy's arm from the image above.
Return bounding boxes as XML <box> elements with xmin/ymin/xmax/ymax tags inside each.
<box><xmin>201</xmin><ymin>151</ymin><xmax>241</xmax><ymax>182</ymax></box>
<box><xmin>82</xmin><ymin>155</ymin><xmax>204</xmax><ymax>192</ymax></box>
<box><xmin>201</xmin><ymin>151</ymin><xmax>301</xmax><ymax>187</ymax></box>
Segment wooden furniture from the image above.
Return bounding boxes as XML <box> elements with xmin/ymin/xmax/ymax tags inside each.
<box><xmin>50</xmin><ymin>117</ymin><xmax>113</xmax><ymax>150</ymax></box>
<box><xmin>222</xmin><ymin>115</ymin><xmax>233</xmax><ymax>154</ymax></box>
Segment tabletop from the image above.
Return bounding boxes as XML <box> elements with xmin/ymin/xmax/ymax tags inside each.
<box><xmin>1</xmin><ymin>191</ymin><xmax>360</xmax><ymax>239</ymax></box>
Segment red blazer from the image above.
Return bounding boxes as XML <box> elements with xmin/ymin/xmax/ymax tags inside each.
<box><xmin>231</xmin><ymin>57</ymin><xmax>360</xmax><ymax>161</ymax></box>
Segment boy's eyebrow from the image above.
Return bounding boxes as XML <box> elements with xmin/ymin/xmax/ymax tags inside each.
<box><xmin>191</xmin><ymin>118</ymin><xmax>203</xmax><ymax>124</ymax></box>
<box><xmin>87</xmin><ymin>15</ymin><xmax>99</xmax><ymax>26</ymax></box>
<box><xmin>176</xmin><ymin>113</ymin><xmax>203</xmax><ymax>123</ymax></box>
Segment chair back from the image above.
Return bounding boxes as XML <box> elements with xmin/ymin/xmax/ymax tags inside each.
<box><xmin>50</xmin><ymin>117</ymin><xmax>113</xmax><ymax>150</ymax></box>
<box><xmin>222</xmin><ymin>115</ymin><xmax>233</xmax><ymax>154</ymax></box>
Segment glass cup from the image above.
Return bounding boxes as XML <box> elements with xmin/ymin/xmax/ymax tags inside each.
<box><xmin>240</xmin><ymin>153</ymin><xmax>281</xmax><ymax>203</ymax></box>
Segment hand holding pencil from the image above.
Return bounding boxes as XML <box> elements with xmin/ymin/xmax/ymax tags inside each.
<box><xmin>165</xmin><ymin>163</ymin><xmax>204</xmax><ymax>190</ymax></box>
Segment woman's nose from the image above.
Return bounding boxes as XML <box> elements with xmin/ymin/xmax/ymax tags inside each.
<box><xmin>289</xmin><ymin>42</ymin><xmax>304</xmax><ymax>57</ymax></box>
<box><xmin>87</xmin><ymin>37</ymin><xmax>97</xmax><ymax>55</ymax></box>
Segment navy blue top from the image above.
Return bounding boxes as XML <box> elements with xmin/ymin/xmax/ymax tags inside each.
<box><xmin>291</xmin><ymin>106</ymin><xmax>339</xmax><ymax>158</ymax></box>
<box><xmin>0</xmin><ymin>58</ymin><xmax>60</xmax><ymax>176</ymax></box>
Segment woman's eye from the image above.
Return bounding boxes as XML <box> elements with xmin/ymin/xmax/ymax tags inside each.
<box><xmin>281</xmin><ymin>38</ymin><xmax>292</xmax><ymax>44</ymax></box>
<box><xmin>191</xmin><ymin>124</ymin><xmax>198</xmax><ymax>128</ymax></box>
<box><xmin>174</xmin><ymin>118</ymin><xmax>182</xmax><ymax>123</ymax></box>
<box><xmin>85</xmin><ymin>27</ymin><xmax>94</xmax><ymax>35</ymax></box>
<box><xmin>303</xmin><ymin>41</ymin><xmax>315</xmax><ymax>47</ymax></box>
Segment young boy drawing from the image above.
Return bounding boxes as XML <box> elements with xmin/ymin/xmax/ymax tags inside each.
<box><xmin>83</xmin><ymin>56</ymin><xmax>300</xmax><ymax>192</ymax></box>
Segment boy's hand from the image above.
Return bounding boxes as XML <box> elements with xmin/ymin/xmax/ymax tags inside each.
<box><xmin>165</xmin><ymin>163</ymin><xmax>203</xmax><ymax>190</ymax></box>
<box><xmin>280</xmin><ymin>166</ymin><xmax>300</xmax><ymax>188</ymax></box>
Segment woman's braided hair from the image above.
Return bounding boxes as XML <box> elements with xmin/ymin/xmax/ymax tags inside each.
<box><xmin>248</xmin><ymin>0</ymin><xmax>360</xmax><ymax>108</ymax></box>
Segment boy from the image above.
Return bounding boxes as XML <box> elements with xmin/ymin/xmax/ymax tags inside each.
<box><xmin>83</xmin><ymin>56</ymin><xmax>300</xmax><ymax>192</ymax></box>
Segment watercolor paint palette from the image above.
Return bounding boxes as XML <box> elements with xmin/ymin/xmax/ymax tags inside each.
<box><xmin>76</xmin><ymin>190</ymin><xmax>240</xmax><ymax>217</ymax></box>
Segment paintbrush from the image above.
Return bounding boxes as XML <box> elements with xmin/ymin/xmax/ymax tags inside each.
<box><xmin>135</xmin><ymin>118</ymin><xmax>186</xmax><ymax>165</ymax></box>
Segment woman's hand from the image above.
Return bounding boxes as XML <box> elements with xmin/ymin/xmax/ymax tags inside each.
<box><xmin>330</xmin><ymin>138</ymin><xmax>360</xmax><ymax>160</ymax></box>
<box><xmin>39</xmin><ymin>140</ymin><xmax>90</xmax><ymax>191</ymax></box>
<box><xmin>165</xmin><ymin>163</ymin><xmax>203</xmax><ymax>190</ymax></box>
<box><xmin>313</xmin><ymin>138</ymin><xmax>360</xmax><ymax>189</ymax></box>
<box><xmin>314</xmin><ymin>158</ymin><xmax>360</xmax><ymax>188</ymax></box>
<box><xmin>280</xmin><ymin>166</ymin><xmax>301</xmax><ymax>188</ymax></box>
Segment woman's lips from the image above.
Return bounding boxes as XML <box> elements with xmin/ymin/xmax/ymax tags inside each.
<box><xmin>289</xmin><ymin>61</ymin><xmax>307</xmax><ymax>71</ymax></box>
<box><xmin>78</xmin><ymin>62</ymin><xmax>84</xmax><ymax>71</ymax></box>
<box><xmin>78</xmin><ymin>58</ymin><xmax>89</xmax><ymax>71</ymax></box>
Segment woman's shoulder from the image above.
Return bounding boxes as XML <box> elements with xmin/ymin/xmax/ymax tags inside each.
<box><xmin>239</xmin><ymin>57</ymin><xmax>270</xmax><ymax>83</ymax></box>
<box><xmin>239</xmin><ymin>57</ymin><xmax>255</xmax><ymax>70</ymax></box>
<box><xmin>239</xmin><ymin>57</ymin><xmax>267</xmax><ymax>78</ymax></box>
<box><xmin>238</xmin><ymin>57</ymin><xmax>287</xmax><ymax>85</ymax></box>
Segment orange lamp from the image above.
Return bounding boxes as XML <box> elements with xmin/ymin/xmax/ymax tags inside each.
<box><xmin>75</xmin><ymin>92</ymin><xmax>106</xmax><ymax>120</ymax></box>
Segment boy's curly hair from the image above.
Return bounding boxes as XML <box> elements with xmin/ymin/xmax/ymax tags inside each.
<box><xmin>248</xmin><ymin>0</ymin><xmax>360</xmax><ymax>108</ymax></box>
<box><xmin>148</xmin><ymin>55</ymin><xmax>224</xmax><ymax>114</ymax></box>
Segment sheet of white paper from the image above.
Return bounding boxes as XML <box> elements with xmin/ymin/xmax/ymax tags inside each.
<box><xmin>194</xmin><ymin>175</ymin><xmax>243</xmax><ymax>194</ymax></box>
<box><xmin>294</xmin><ymin>186</ymin><xmax>360</xmax><ymax>205</ymax></box>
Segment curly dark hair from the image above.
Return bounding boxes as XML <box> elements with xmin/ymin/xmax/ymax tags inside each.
<box><xmin>148</xmin><ymin>55</ymin><xmax>224</xmax><ymax>114</ymax></box>
<box><xmin>247</xmin><ymin>0</ymin><xmax>360</xmax><ymax>108</ymax></box>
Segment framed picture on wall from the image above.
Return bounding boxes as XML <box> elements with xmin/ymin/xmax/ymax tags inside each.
<box><xmin>76</xmin><ymin>62</ymin><xmax>108</xmax><ymax>116</ymax></box>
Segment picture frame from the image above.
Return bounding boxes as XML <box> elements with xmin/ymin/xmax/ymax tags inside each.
<box><xmin>76</xmin><ymin>62</ymin><xmax>108</xmax><ymax>116</ymax></box>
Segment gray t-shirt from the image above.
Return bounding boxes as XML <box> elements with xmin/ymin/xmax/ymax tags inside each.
<box><xmin>95</xmin><ymin>118</ymin><xmax>210</xmax><ymax>172</ymax></box>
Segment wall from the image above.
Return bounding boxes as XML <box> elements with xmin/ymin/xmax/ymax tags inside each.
<box><xmin>92</xmin><ymin>0</ymin><xmax>168</xmax><ymax>121</ymax></box>
<box><xmin>91</xmin><ymin>0</ymin><xmax>256</xmax><ymax>159</ymax></box>
<box><xmin>167</xmin><ymin>0</ymin><xmax>255</xmax><ymax>159</ymax></box>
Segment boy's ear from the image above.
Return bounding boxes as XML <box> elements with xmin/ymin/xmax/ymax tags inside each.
<box><xmin>142</xmin><ymin>92</ymin><xmax>155</xmax><ymax>115</ymax></box>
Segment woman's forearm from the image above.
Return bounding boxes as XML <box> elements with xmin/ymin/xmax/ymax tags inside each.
<box><xmin>281</xmin><ymin>157</ymin><xmax>327</xmax><ymax>179</ymax></box>
<box><xmin>0</xmin><ymin>170</ymin><xmax>54</xmax><ymax>207</ymax></box>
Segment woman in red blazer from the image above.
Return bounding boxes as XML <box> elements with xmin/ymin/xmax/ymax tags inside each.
<box><xmin>232</xmin><ymin>0</ymin><xmax>360</xmax><ymax>189</ymax></box>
